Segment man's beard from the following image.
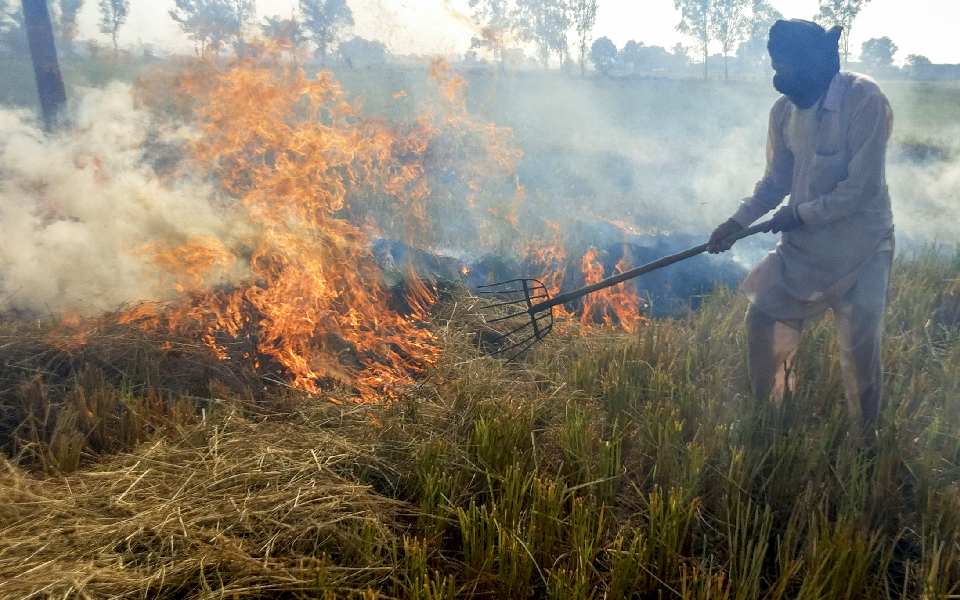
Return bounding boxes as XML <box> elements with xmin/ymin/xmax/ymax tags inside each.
<box><xmin>773</xmin><ymin>72</ymin><xmax>827</xmax><ymax>109</ymax></box>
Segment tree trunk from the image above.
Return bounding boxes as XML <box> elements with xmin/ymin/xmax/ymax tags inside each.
<box><xmin>841</xmin><ymin>28</ymin><xmax>850</xmax><ymax>65</ymax></box>
<box><xmin>703</xmin><ymin>44</ymin><xmax>708</xmax><ymax>80</ymax></box>
<box><xmin>579</xmin><ymin>38</ymin><xmax>587</xmax><ymax>76</ymax></box>
<box><xmin>21</xmin><ymin>0</ymin><xmax>67</xmax><ymax>130</ymax></box>
<box><xmin>724</xmin><ymin>53</ymin><xmax>728</xmax><ymax>81</ymax></box>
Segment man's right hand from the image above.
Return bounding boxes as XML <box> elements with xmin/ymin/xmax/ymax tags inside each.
<box><xmin>707</xmin><ymin>219</ymin><xmax>745</xmax><ymax>254</ymax></box>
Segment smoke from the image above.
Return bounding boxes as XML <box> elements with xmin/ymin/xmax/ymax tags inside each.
<box><xmin>888</xmin><ymin>129</ymin><xmax>960</xmax><ymax>244</ymax></box>
<box><xmin>1</xmin><ymin>68</ymin><xmax>956</xmax><ymax>319</ymax></box>
<box><xmin>458</xmin><ymin>73</ymin><xmax>959</xmax><ymax>256</ymax></box>
<box><xmin>0</xmin><ymin>83</ymin><xmax>245</xmax><ymax>316</ymax></box>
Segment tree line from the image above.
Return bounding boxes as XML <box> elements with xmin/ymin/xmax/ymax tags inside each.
<box><xmin>469</xmin><ymin>0</ymin><xmax>914</xmax><ymax>80</ymax></box>
<box><xmin>666</xmin><ymin>0</ymin><xmax>877</xmax><ymax>80</ymax></box>
<box><xmin>0</xmin><ymin>0</ymin><xmax>357</xmax><ymax>62</ymax></box>
<box><xmin>0</xmin><ymin>0</ymin><xmax>943</xmax><ymax>78</ymax></box>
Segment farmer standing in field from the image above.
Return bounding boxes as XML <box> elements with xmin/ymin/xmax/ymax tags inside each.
<box><xmin>707</xmin><ymin>19</ymin><xmax>895</xmax><ymax>440</ymax></box>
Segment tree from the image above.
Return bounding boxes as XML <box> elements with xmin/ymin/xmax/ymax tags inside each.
<box><xmin>226</xmin><ymin>0</ymin><xmax>254</xmax><ymax>56</ymax></box>
<box><xmin>58</xmin><ymin>0</ymin><xmax>84</xmax><ymax>53</ymax></box>
<box><xmin>339</xmin><ymin>36</ymin><xmax>386</xmax><ymax>68</ymax></box>
<box><xmin>621</xmin><ymin>41</ymin><xmax>676</xmax><ymax>75</ymax></box>
<box><xmin>468</xmin><ymin>0</ymin><xmax>509</xmax><ymax>70</ymax></box>
<box><xmin>170</xmin><ymin>0</ymin><xmax>233</xmax><ymax>57</ymax></box>
<box><xmin>98</xmin><ymin>0</ymin><xmax>129</xmax><ymax>55</ymax></box>
<box><xmin>589</xmin><ymin>36</ymin><xmax>616</xmax><ymax>75</ymax></box>
<box><xmin>637</xmin><ymin>44</ymin><xmax>681</xmax><ymax>75</ymax></box>
<box><xmin>860</xmin><ymin>36</ymin><xmax>897</xmax><ymax>71</ymax></box>
<box><xmin>299</xmin><ymin>0</ymin><xmax>353</xmax><ymax>65</ymax></box>
<box><xmin>672</xmin><ymin>42</ymin><xmax>689</xmax><ymax>63</ymax></box>
<box><xmin>513</xmin><ymin>0</ymin><xmax>570</xmax><ymax>69</ymax></box>
<box><xmin>735</xmin><ymin>0</ymin><xmax>782</xmax><ymax>77</ymax></box>
<box><xmin>620</xmin><ymin>39</ymin><xmax>640</xmax><ymax>70</ymax></box>
<box><xmin>906</xmin><ymin>54</ymin><xmax>931</xmax><ymax>69</ymax></box>
<box><xmin>816</xmin><ymin>0</ymin><xmax>872</xmax><ymax>64</ymax></box>
<box><xmin>261</xmin><ymin>15</ymin><xmax>305</xmax><ymax>51</ymax></box>
<box><xmin>170</xmin><ymin>0</ymin><xmax>250</xmax><ymax>57</ymax></box>
<box><xmin>905</xmin><ymin>54</ymin><xmax>931</xmax><ymax>79</ymax></box>
<box><xmin>674</xmin><ymin>0</ymin><xmax>711</xmax><ymax>80</ymax></box>
<box><xmin>571</xmin><ymin>0</ymin><xmax>597</xmax><ymax>76</ymax></box>
<box><xmin>0</xmin><ymin>0</ymin><xmax>24</xmax><ymax>54</ymax></box>
<box><xmin>710</xmin><ymin>0</ymin><xmax>750</xmax><ymax>80</ymax></box>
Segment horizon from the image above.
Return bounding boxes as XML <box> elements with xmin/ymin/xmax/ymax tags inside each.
<box><xmin>64</xmin><ymin>0</ymin><xmax>960</xmax><ymax>66</ymax></box>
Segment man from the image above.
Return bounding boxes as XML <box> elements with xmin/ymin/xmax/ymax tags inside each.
<box><xmin>707</xmin><ymin>19</ymin><xmax>895</xmax><ymax>438</ymax></box>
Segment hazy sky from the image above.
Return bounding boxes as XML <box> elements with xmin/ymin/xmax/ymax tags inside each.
<box><xmin>76</xmin><ymin>0</ymin><xmax>960</xmax><ymax>65</ymax></box>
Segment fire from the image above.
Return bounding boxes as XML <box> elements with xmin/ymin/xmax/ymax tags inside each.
<box><xmin>522</xmin><ymin>223</ymin><xmax>647</xmax><ymax>332</ymax></box>
<box><xmin>522</xmin><ymin>221</ymin><xmax>572</xmax><ymax>319</ymax></box>
<box><xmin>111</xmin><ymin>51</ymin><xmax>524</xmax><ymax>399</ymax></box>
<box><xmin>162</xmin><ymin>54</ymin><xmax>451</xmax><ymax>398</ymax></box>
<box><xmin>38</xmin><ymin>47</ymin><xmax>642</xmax><ymax>396</ymax></box>
<box><xmin>141</xmin><ymin>237</ymin><xmax>236</xmax><ymax>294</ymax></box>
<box><xmin>579</xmin><ymin>249</ymin><xmax>646</xmax><ymax>332</ymax></box>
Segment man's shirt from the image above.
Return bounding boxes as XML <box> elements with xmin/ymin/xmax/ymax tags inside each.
<box><xmin>731</xmin><ymin>72</ymin><xmax>895</xmax><ymax>319</ymax></box>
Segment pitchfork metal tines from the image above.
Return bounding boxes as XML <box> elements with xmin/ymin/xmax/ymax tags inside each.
<box><xmin>476</xmin><ymin>278</ymin><xmax>555</xmax><ymax>361</ymax></box>
<box><xmin>477</xmin><ymin>218</ymin><xmax>775</xmax><ymax>360</ymax></box>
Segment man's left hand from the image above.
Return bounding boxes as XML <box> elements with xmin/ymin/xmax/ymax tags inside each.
<box><xmin>770</xmin><ymin>205</ymin><xmax>804</xmax><ymax>233</ymax></box>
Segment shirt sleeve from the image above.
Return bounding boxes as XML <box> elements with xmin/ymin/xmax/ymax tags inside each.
<box><xmin>796</xmin><ymin>92</ymin><xmax>893</xmax><ymax>226</ymax></box>
<box><xmin>731</xmin><ymin>100</ymin><xmax>794</xmax><ymax>227</ymax></box>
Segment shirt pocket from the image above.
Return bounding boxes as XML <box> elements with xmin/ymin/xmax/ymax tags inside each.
<box><xmin>809</xmin><ymin>151</ymin><xmax>848</xmax><ymax>197</ymax></box>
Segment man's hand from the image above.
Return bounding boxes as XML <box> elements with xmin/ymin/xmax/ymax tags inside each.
<box><xmin>707</xmin><ymin>219</ymin><xmax>745</xmax><ymax>254</ymax></box>
<box><xmin>769</xmin><ymin>204</ymin><xmax>804</xmax><ymax>233</ymax></box>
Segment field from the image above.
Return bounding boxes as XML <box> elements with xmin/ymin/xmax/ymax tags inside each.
<box><xmin>1</xmin><ymin>252</ymin><xmax>958</xmax><ymax>598</ymax></box>
<box><xmin>1</xmin><ymin>54</ymin><xmax>959</xmax><ymax>598</ymax></box>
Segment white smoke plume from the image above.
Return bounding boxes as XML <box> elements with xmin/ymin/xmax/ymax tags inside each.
<box><xmin>0</xmin><ymin>83</ymin><xmax>244</xmax><ymax>316</ymax></box>
<box><xmin>888</xmin><ymin>130</ymin><xmax>960</xmax><ymax>244</ymax></box>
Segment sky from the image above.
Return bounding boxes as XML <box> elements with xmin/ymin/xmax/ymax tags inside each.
<box><xmin>75</xmin><ymin>0</ymin><xmax>960</xmax><ymax>65</ymax></box>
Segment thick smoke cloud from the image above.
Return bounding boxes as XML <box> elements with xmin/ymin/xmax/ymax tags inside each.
<box><xmin>0</xmin><ymin>83</ymin><xmax>245</xmax><ymax>315</ymax></box>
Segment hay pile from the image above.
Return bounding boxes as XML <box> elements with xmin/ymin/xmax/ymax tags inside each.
<box><xmin>0</xmin><ymin>401</ymin><xmax>405</xmax><ymax>598</ymax></box>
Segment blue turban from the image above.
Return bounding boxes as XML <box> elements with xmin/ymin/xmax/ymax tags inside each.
<box><xmin>768</xmin><ymin>19</ymin><xmax>842</xmax><ymax>73</ymax></box>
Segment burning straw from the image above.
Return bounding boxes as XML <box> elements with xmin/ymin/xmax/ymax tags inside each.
<box><xmin>0</xmin><ymin>49</ymin><xmax>526</xmax><ymax>404</ymax></box>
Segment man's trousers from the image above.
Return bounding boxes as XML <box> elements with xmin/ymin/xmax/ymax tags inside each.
<box><xmin>745</xmin><ymin>249</ymin><xmax>894</xmax><ymax>428</ymax></box>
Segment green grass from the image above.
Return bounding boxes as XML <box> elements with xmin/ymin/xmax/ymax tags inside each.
<box><xmin>1</xmin><ymin>250</ymin><xmax>958</xmax><ymax>598</ymax></box>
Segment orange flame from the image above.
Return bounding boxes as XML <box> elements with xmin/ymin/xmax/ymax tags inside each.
<box><xmin>522</xmin><ymin>221</ymin><xmax>572</xmax><ymax>319</ymax></box>
<box><xmin>521</xmin><ymin>222</ymin><xmax>648</xmax><ymax>331</ymax></box>
<box><xmin>120</xmin><ymin>52</ymin><xmax>521</xmax><ymax>399</ymax></box>
<box><xmin>579</xmin><ymin>249</ymin><xmax>646</xmax><ymax>332</ymax></box>
<box><xmin>49</xmin><ymin>49</ymin><xmax>644</xmax><ymax>397</ymax></box>
<box><xmin>112</xmin><ymin>52</ymin><xmax>480</xmax><ymax>400</ymax></box>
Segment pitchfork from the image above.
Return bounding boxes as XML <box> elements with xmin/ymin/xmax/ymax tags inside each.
<box><xmin>477</xmin><ymin>219</ymin><xmax>774</xmax><ymax>360</ymax></box>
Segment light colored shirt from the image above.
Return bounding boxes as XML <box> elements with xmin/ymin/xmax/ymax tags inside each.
<box><xmin>731</xmin><ymin>72</ymin><xmax>895</xmax><ymax>319</ymax></box>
